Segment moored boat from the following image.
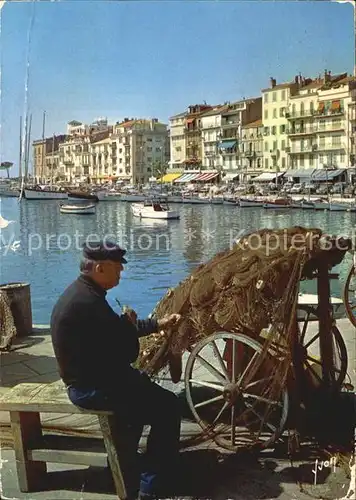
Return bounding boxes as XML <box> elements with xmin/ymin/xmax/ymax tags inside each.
<box><xmin>96</xmin><ymin>190</ymin><xmax>122</xmax><ymax>201</ymax></box>
<box><xmin>68</xmin><ymin>190</ymin><xmax>99</xmax><ymax>202</ymax></box>
<box><xmin>131</xmin><ymin>199</ymin><xmax>180</xmax><ymax>219</ymax></box>
<box><xmin>263</xmin><ymin>197</ymin><xmax>291</xmax><ymax>209</ymax></box>
<box><xmin>24</xmin><ymin>186</ymin><xmax>67</xmax><ymax>200</ymax></box>
<box><xmin>60</xmin><ymin>203</ymin><xmax>96</xmax><ymax>215</ymax></box>
<box><xmin>239</xmin><ymin>198</ymin><xmax>263</xmax><ymax>208</ymax></box>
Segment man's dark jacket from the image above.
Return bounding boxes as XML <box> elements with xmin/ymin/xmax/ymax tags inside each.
<box><xmin>50</xmin><ymin>275</ymin><xmax>158</xmax><ymax>389</ymax></box>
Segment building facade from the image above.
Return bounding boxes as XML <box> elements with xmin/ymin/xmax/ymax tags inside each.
<box><xmin>33</xmin><ymin>135</ymin><xmax>68</xmax><ymax>181</ymax></box>
<box><xmin>241</xmin><ymin>119</ymin><xmax>264</xmax><ymax>180</ymax></box>
<box><xmin>111</xmin><ymin>118</ymin><xmax>169</xmax><ymax>184</ymax></box>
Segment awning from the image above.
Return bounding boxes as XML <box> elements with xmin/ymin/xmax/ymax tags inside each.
<box><xmin>186</xmin><ymin>118</ymin><xmax>194</xmax><ymax>125</ymax></box>
<box><xmin>195</xmin><ymin>171</ymin><xmax>219</xmax><ymax>181</ymax></box>
<box><xmin>318</xmin><ymin>102</ymin><xmax>325</xmax><ymax>112</ymax></box>
<box><xmin>159</xmin><ymin>173</ymin><xmax>182</xmax><ymax>183</ymax></box>
<box><xmin>284</xmin><ymin>168</ymin><xmax>316</xmax><ymax>179</ymax></box>
<box><xmin>311</xmin><ymin>168</ymin><xmax>346</xmax><ymax>182</ymax></box>
<box><xmin>219</xmin><ymin>140</ymin><xmax>237</xmax><ymax>149</ymax></box>
<box><xmin>174</xmin><ymin>173</ymin><xmax>199</xmax><ymax>183</ymax></box>
<box><xmin>253</xmin><ymin>172</ymin><xmax>285</xmax><ymax>182</ymax></box>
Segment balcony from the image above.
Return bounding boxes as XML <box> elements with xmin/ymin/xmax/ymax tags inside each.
<box><xmin>317</xmin><ymin>123</ymin><xmax>345</xmax><ymax>133</ymax></box>
<box><xmin>289</xmin><ymin>144</ymin><xmax>318</xmax><ymax>154</ymax></box>
<box><xmin>286</xmin><ymin>110</ymin><xmax>316</xmax><ymax>120</ymax></box>
<box><xmin>288</xmin><ymin>126</ymin><xmax>318</xmax><ymax>136</ymax></box>
<box><xmin>316</xmin><ymin>109</ymin><xmax>345</xmax><ymax>118</ymax></box>
<box><xmin>316</xmin><ymin>142</ymin><xmax>346</xmax><ymax>152</ymax></box>
<box><xmin>221</xmin><ymin>120</ymin><xmax>239</xmax><ymax>128</ymax></box>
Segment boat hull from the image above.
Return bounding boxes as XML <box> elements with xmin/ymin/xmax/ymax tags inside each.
<box><xmin>263</xmin><ymin>202</ymin><xmax>291</xmax><ymax>209</ymax></box>
<box><xmin>239</xmin><ymin>199</ymin><xmax>263</xmax><ymax>208</ymax></box>
<box><xmin>0</xmin><ymin>189</ymin><xmax>20</xmax><ymax>197</ymax></box>
<box><xmin>24</xmin><ymin>188</ymin><xmax>67</xmax><ymax>200</ymax></box>
<box><xmin>96</xmin><ymin>191</ymin><xmax>122</xmax><ymax>201</ymax></box>
<box><xmin>68</xmin><ymin>192</ymin><xmax>99</xmax><ymax>202</ymax></box>
<box><xmin>60</xmin><ymin>204</ymin><xmax>96</xmax><ymax>214</ymax></box>
<box><xmin>131</xmin><ymin>203</ymin><xmax>179</xmax><ymax>219</ymax></box>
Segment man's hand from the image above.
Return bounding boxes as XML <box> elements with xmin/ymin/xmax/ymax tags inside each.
<box><xmin>157</xmin><ymin>313</ymin><xmax>182</xmax><ymax>330</ymax></box>
<box><xmin>123</xmin><ymin>307</ymin><xmax>137</xmax><ymax>325</ymax></box>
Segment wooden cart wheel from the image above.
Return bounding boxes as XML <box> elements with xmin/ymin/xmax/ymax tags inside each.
<box><xmin>184</xmin><ymin>332</ymin><xmax>289</xmax><ymax>452</ymax></box>
<box><xmin>344</xmin><ymin>264</ymin><xmax>356</xmax><ymax>328</ymax></box>
<box><xmin>296</xmin><ymin>305</ymin><xmax>348</xmax><ymax>388</ymax></box>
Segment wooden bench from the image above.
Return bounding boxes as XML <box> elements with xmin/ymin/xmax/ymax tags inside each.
<box><xmin>0</xmin><ymin>381</ymin><xmax>127</xmax><ymax>499</ymax></box>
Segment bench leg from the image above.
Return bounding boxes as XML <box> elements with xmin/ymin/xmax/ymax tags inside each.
<box><xmin>98</xmin><ymin>415</ymin><xmax>127</xmax><ymax>500</ymax></box>
<box><xmin>10</xmin><ymin>411</ymin><xmax>47</xmax><ymax>492</ymax></box>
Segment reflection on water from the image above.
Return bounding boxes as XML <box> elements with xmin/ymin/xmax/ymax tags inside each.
<box><xmin>0</xmin><ymin>198</ymin><xmax>354</xmax><ymax>323</ymax></box>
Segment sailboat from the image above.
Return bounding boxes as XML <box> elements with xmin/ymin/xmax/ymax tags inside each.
<box><xmin>23</xmin><ymin>112</ymin><xmax>67</xmax><ymax>200</ymax></box>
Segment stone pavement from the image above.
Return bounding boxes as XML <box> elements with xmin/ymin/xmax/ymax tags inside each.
<box><xmin>0</xmin><ymin>319</ymin><xmax>355</xmax><ymax>500</ymax></box>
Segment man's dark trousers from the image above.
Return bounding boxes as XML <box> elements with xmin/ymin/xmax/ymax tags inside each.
<box><xmin>68</xmin><ymin>371</ymin><xmax>181</xmax><ymax>496</ymax></box>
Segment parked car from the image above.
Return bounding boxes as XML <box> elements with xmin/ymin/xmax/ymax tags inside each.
<box><xmin>290</xmin><ymin>183</ymin><xmax>304</xmax><ymax>194</ymax></box>
<box><xmin>303</xmin><ymin>182</ymin><xmax>317</xmax><ymax>193</ymax></box>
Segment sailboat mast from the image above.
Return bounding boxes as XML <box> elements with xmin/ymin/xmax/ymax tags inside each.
<box><xmin>41</xmin><ymin>110</ymin><xmax>46</xmax><ymax>182</ymax></box>
<box><xmin>18</xmin><ymin>116</ymin><xmax>22</xmax><ymax>180</ymax></box>
<box><xmin>25</xmin><ymin>113</ymin><xmax>32</xmax><ymax>180</ymax></box>
<box><xmin>50</xmin><ymin>133</ymin><xmax>55</xmax><ymax>188</ymax></box>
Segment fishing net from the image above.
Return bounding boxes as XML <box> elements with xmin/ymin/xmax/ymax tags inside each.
<box><xmin>138</xmin><ymin>226</ymin><xmax>321</xmax><ymax>377</ymax></box>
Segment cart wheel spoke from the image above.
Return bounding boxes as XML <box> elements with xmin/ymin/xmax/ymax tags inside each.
<box><xmin>237</xmin><ymin>351</ymin><xmax>259</xmax><ymax>387</ymax></box>
<box><xmin>306</xmin><ymin>356</ymin><xmax>342</xmax><ymax>373</ymax></box>
<box><xmin>211</xmin><ymin>340</ymin><xmax>229</xmax><ymax>380</ymax></box>
<box><xmin>300</xmin><ymin>309</ymin><xmax>312</xmax><ymax>343</ymax></box>
<box><xmin>194</xmin><ymin>394</ymin><xmax>224</xmax><ymax>409</ymax></box>
<box><xmin>304</xmin><ymin>360</ymin><xmax>323</xmax><ymax>384</ymax></box>
<box><xmin>213</xmin><ymin>401</ymin><xmax>229</xmax><ymax>424</ymax></box>
<box><xmin>304</xmin><ymin>333</ymin><xmax>320</xmax><ymax>349</ymax></box>
<box><xmin>245</xmin><ymin>401</ymin><xmax>277</xmax><ymax>433</ymax></box>
<box><xmin>231</xmin><ymin>406</ymin><xmax>236</xmax><ymax>445</ymax></box>
<box><xmin>188</xmin><ymin>379</ymin><xmax>225</xmax><ymax>392</ymax></box>
<box><xmin>196</xmin><ymin>354</ymin><xmax>227</xmax><ymax>384</ymax></box>
<box><xmin>244</xmin><ymin>376</ymin><xmax>275</xmax><ymax>390</ymax></box>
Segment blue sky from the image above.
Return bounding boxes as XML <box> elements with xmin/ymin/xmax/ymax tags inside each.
<box><xmin>0</xmin><ymin>0</ymin><xmax>354</xmax><ymax>176</ymax></box>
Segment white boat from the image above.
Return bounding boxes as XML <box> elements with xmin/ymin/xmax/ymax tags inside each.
<box><xmin>223</xmin><ymin>197</ymin><xmax>238</xmax><ymax>205</ymax></box>
<box><xmin>96</xmin><ymin>190</ymin><xmax>122</xmax><ymax>201</ymax></box>
<box><xmin>0</xmin><ymin>188</ymin><xmax>20</xmax><ymax>197</ymax></box>
<box><xmin>313</xmin><ymin>200</ymin><xmax>330</xmax><ymax>210</ymax></box>
<box><xmin>131</xmin><ymin>200</ymin><xmax>180</xmax><ymax>219</ymax></box>
<box><xmin>167</xmin><ymin>195</ymin><xmax>183</xmax><ymax>203</ymax></box>
<box><xmin>60</xmin><ymin>203</ymin><xmax>96</xmax><ymax>215</ymax></box>
<box><xmin>25</xmin><ymin>186</ymin><xmax>68</xmax><ymax>200</ymax></box>
<box><xmin>300</xmin><ymin>199</ymin><xmax>316</xmax><ymax>210</ymax></box>
<box><xmin>328</xmin><ymin>202</ymin><xmax>351</xmax><ymax>212</ymax></box>
<box><xmin>182</xmin><ymin>195</ymin><xmax>210</xmax><ymax>204</ymax></box>
<box><xmin>239</xmin><ymin>198</ymin><xmax>263</xmax><ymax>208</ymax></box>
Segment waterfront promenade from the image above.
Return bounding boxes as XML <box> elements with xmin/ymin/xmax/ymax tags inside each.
<box><xmin>0</xmin><ymin>318</ymin><xmax>354</xmax><ymax>499</ymax></box>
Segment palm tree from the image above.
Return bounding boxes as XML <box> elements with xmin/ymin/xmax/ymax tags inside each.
<box><xmin>153</xmin><ymin>160</ymin><xmax>168</xmax><ymax>192</ymax></box>
<box><xmin>0</xmin><ymin>162</ymin><xmax>13</xmax><ymax>179</ymax></box>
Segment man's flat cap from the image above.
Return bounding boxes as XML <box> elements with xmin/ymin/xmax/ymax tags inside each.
<box><xmin>83</xmin><ymin>239</ymin><xmax>127</xmax><ymax>263</ymax></box>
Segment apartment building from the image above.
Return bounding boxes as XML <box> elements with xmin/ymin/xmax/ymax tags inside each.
<box><xmin>33</xmin><ymin>135</ymin><xmax>68</xmax><ymax>181</ymax></box>
<box><xmin>111</xmin><ymin>118</ymin><xmax>169</xmax><ymax>184</ymax></box>
<box><xmin>240</xmin><ymin>119</ymin><xmax>264</xmax><ymax>180</ymax></box>
<box><xmin>262</xmin><ymin>77</ymin><xmax>300</xmax><ymax>174</ymax></box>
<box><xmin>169</xmin><ymin>112</ymin><xmax>187</xmax><ymax>169</ymax></box>
<box><xmin>200</xmin><ymin>98</ymin><xmax>262</xmax><ymax>179</ymax></box>
<box><xmin>315</xmin><ymin>74</ymin><xmax>355</xmax><ymax>175</ymax></box>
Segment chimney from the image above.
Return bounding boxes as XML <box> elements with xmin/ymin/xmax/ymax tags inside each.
<box><xmin>324</xmin><ymin>69</ymin><xmax>329</xmax><ymax>83</ymax></box>
<box><xmin>295</xmin><ymin>75</ymin><xmax>299</xmax><ymax>84</ymax></box>
<box><xmin>270</xmin><ymin>77</ymin><xmax>276</xmax><ymax>88</ymax></box>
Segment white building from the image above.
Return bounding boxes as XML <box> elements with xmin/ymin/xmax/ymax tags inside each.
<box><xmin>169</xmin><ymin>112</ymin><xmax>187</xmax><ymax>169</ymax></box>
<box><xmin>112</xmin><ymin>118</ymin><xmax>169</xmax><ymax>184</ymax></box>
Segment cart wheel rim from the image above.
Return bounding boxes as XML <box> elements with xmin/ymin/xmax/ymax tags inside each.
<box><xmin>184</xmin><ymin>331</ymin><xmax>289</xmax><ymax>451</ymax></box>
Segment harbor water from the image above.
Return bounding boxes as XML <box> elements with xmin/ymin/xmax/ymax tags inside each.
<box><xmin>0</xmin><ymin>197</ymin><xmax>354</xmax><ymax>324</ymax></box>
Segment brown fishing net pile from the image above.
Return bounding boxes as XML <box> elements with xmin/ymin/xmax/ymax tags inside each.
<box><xmin>138</xmin><ymin>226</ymin><xmax>323</xmax><ymax>383</ymax></box>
